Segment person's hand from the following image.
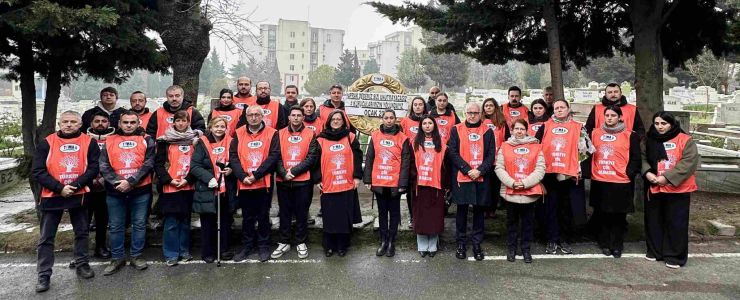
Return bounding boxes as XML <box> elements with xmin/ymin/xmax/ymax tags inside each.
<box><xmin>354</xmin><ymin>179</ymin><xmax>362</xmax><ymax>189</ymax></box>
<box><xmin>513</xmin><ymin>181</ymin><xmax>524</xmax><ymax>189</ymax></box>
<box><xmin>365</xmin><ymin>184</ymin><xmax>371</xmax><ymax>190</ymax></box>
<box><xmin>245</xmin><ymin>175</ymin><xmax>256</xmax><ymax>184</ymax></box>
<box><xmin>170</xmin><ymin>179</ymin><xmax>181</xmax><ymax>187</ymax></box>
<box><xmin>114</xmin><ymin>180</ymin><xmax>132</xmax><ymax>192</ymax></box>
<box><xmin>221</xmin><ymin>167</ymin><xmax>232</xmax><ymax>176</ymax></box>
<box><xmin>285</xmin><ymin>169</ymin><xmax>295</xmax><ymax>181</ymax></box>
<box><xmin>468</xmin><ymin>169</ymin><xmax>481</xmax><ymax>180</ymax></box>
<box><xmin>398</xmin><ymin>188</ymin><xmax>406</xmax><ymax>193</ymax></box>
<box><xmin>208</xmin><ymin>178</ymin><xmax>218</xmax><ymax>188</ymax></box>
<box><xmin>176</xmin><ymin>179</ymin><xmax>188</xmax><ymax>188</ymax></box>
<box><xmin>645</xmin><ymin>172</ymin><xmax>657</xmax><ymax>184</ymax></box>
<box><xmin>317</xmin><ymin>183</ymin><xmax>323</xmax><ymax>193</ymax></box>
<box><xmin>61</xmin><ymin>185</ymin><xmax>77</xmax><ymax>197</ymax></box>
<box><xmin>656</xmin><ymin>175</ymin><xmax>669</xmax><ymax>186</ymax></box>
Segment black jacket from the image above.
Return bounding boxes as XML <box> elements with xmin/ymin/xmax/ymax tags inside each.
<box><xmin>32</xmin><ymin>131</ymin><xmax>100</xmax><ymax>210</ymax></box>
<box><xmin>362</xmin><ymin>124</ymin><xmax>412</xmax><ymax>196</ymax></box>
<box><xmin>146</xmin><ymin>100</ymin><xmax>206</xmax><ymax>138</ymax></box>
<box><xmin>154</xmin><ymin>140</ymin><xmax>196</xmax><ymax>186</ymax></box>
<box><xmin>446</xmin><ymin>121</ymin><xmax>496</xmax><ymax>206</ymax></box>
<box><xmin>99</xmin><ymin>128</ymin><xmax>155</xmax><ymax>197</ymax></box>
<box><xmin>189</xmin><ymin>133</ymin><xmax>235</xmax><ymax>213</ymax></box>
<box><xmin>275</xmin><ymin>125</ymin><xmax>320</xmax><ymax>187</ymax></box>
<box><xmin>236</xmin><ymin>97</ymin><xmax>288</xmax><ymax>130</ymax></box>
<box><xmin>228</xmin><ymin>123</ymin><xmax>281</xmax><ymax>185</ymax></box>
<box><xmin>81</xmin><ymin>105</ymin><xmax>127</xmax><ymax>133</ymax></box>
<box><xmin>585</xmin><ymin>96</ymin><xmax>645</xmax><ymax>140</ymax></box>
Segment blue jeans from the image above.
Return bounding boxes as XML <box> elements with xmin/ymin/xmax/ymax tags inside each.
<box><xmin>163</xmin><ymin>214</ymin><xmax>191</xmax><ymax>260</ymax></box>
<box><xmin>107</xmin><ymin>193</ymin><xmax>150</xmax><ymax>260</ymax></box>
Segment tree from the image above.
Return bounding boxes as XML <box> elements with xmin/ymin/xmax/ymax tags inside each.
<box><xmin>522</xmin><ymin>64</ymin><xmax>544</xmax><ymax>90</ymax></box>
<box><xmin>397</xmin><ymin>48</ymin><xmax>427</xmax><ymax>91</ymax></box>
<box><xmin>246</xmin><ymin>56</ymin><xmax>281</xmax><ymax>95</ymax></box>
<box><xmin>229</xmin><ymin>60</ymin><xmax>250</xmax><ymax>80</ymax></box>
<box><xmin>684</xmin><ymin>50</ymin><xmax>733</xmax><ymax>93</ymax></box>
<box><xmin>199</xmin><ymin>49</ymin><xmax>226</xmax><ymax>97</ymax></box>
<box><xmin>335</xmin><ymin>50</ymin><xmax>360</xmax><ymax>87</ymax></box>
<box><xmin>419</xmin><ymin>30</ymin><xmax>470</xmax><ymax>89</ymax></box>
<box><xmin>581</xmin><ymin>55</ymin><xmax>636</xmax><ymax>84</ymax></box>
<box><xmin>304</xmin><ymin>65</ymin><xmax>337</xmax><ymax>96</ymax></box>
<box><xmin>363</xmin><ymin>58</ymin><xmax>380</xmax><ymax>75</ymax></box>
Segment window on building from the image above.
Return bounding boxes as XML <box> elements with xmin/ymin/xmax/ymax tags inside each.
<box><xmin>290</xmin><ymin>65</ymin><xmax>295</xmax><ymax>71</ymax></box>
<box><xmin>302</xmin><ymin>42</ymin><xmax>305</xmax><ymax>47</ymax></box>
<box><xmin>326</xmin><ymin>34</ymin><xmax>331</xmax><ymax>43</ymax></box>
<box><xmin>301</xmin><ymin>65</ymin><xmax>304</xmax><ymax>70</ymax></box>
<box><xmin>290</xmin><ymin>54</ymin><xmax>294</xmax><ymax>60</ymax></box>
<box><xmin>290</xmin><ymin>43</ymin><xmax>295</xmax><ymax>49</ymax></box>
<box><xmin>290</xmin><ymin>32</ymin><xmax>295</xmax><ymax>38</ymax></box>
<box><xmin>302</xmin><ymin>53</ymin><xmax>305</xmax><ymax>58</ymax></box>
<box><xmin>302</xmin><ymin>31</ymin><xmax>305</xmax><ymax>36</ymax></box>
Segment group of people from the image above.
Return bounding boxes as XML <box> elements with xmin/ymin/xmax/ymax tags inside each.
<box><xmin>32</xmin><ymin>79</ymin><xmax>699</xmax><ymax>293</ymax></box>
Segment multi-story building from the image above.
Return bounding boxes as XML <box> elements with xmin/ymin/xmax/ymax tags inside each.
<box><xmin>355</xmin><ymin>49</ymin><xmax>370</xmax><ymax>73</ymax></box>
<box><xmin>363</xmin><ymin>26</ymin><xmax>425</xmax><ymax>78</ymax></box>
<box><xmin>259</xmin><ymin>19</ymin><xmax>344</xmax><ymax>93</ymax></box>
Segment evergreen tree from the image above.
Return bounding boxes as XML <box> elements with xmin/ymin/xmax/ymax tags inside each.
<box><xmin>335</xmin><ymin>50</ymin><xmax>359</xmax><ymax>87</ymax></box>
<box><xmin>397</xmin><ymin>49</ymin><xmax>427</xmax><ymax>91</ymax></box>
<box><xmin>363</xmin><ymin>58</ymin><xmax>380</xmax><ymax>75</ymax></box>
<box><xmin>419</xmin><ymin>31</ymin><xmax>470</xmax><ymax>90</ymax></box>
<box><xmin>305</xmin><ymin>65</ymin><xmax>337</xmax><ymax>96</ymax></box>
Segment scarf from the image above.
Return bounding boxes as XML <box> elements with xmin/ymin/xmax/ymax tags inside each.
<box><xmin>506</xmin><ymin>135</ymin><xmax>539</xmax><ymax>146</ymax></box>
<box><xmin>319</xmin><ymin>127</ymin><xmax>350</xmax><ymax>141</ymax></box>
<box><xmin>601</xmin><ymin>121</ymin><xmax>626</xmax><ymax>134</ymax></box>
<box><xmin>304</xmin><ymin>112</ymin><xmax>318</xmax><ymax>122</ymax></box>
<box><xmin>158</xmin><ymin>126</ymin><xmax>201</xmax><ymax>145</ymax></box>
<box><xmin>646</xmin><ymin>121</ymin><xmax>683</xmax><ymax>173</ymax></box>
<box><xmin>379</xmin><ymin>124</ymin><xmax>401</xmax><ymax>135</ymax></box>
<box><xmin>528</xmin><ymin>111</ymin><xmax>549</xmax><ymax>123</ymax></box>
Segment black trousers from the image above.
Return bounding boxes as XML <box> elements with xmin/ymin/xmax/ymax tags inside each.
<box><xmin>277</xmin><ymin>184</ymin><xmax>313</xmax><ymax>244</ymax></box>
<box><xmin>375</xmin><ymin>190</ymin><xmax>401</xmax><ymax>242</ymax></box>
<box><xmin>199</xmin><ymin>193</ymin><xmax>232</xmax><ymax>259</ymax></box>
<box><xmin>455</xmin><ymin>204</ymin><xmax>485</xmax><ymax>245</ymax></box>
<box><xmin>597</xmin><ymin>210</ymin><xmax>627</xmax><ymax>251</ymax></box>
<box><xmin>645</xmin><ymin>192</ymin><xmax>690</xmax><ymax>266</ymax></box>
<box><xmin>506</xmin><ymin>202</ymin><xmax>535</xmax><ymax>252</ymax></box>
<box><xmin>543</xmin><ymin>175</ymin><xmax>585</xmax><ymax>243</ymax></box>
<box><xmin>322</xmin><ymin>232</ymin><xmax>350</xmax><ymax>251</ymax></box>
<box><xmin>238</xmin><ymin>189</ymin><xmax>272</xmax><ymax>250</ymax></box>
<box><xmin>406</xmin><ymin>187</ymin><xmax>414</xmax><ymax>221</ymax></box>
<box><xmin>86</xmin><ymin>191</ymin><xmax>108</xmax><ymax>249</ymax></box>
<box><xmin>37</xmin><ymin>206</ymin><xmax>89</xmax><ymax>277</ymax></box>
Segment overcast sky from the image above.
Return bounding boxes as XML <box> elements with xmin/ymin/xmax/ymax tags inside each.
<box><xmin>214</xmin><ymin>0</ymin><xmax>420</xmax><ymax>65</ymax></box>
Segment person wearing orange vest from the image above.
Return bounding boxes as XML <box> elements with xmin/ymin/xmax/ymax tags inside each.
<box><xmin>112</xmin><ymin>91</ymin><xmax>153</xmax><ymax>132</ymax></box>
<box><xmin>233</xmin><ymin>76</ymin><xmax>256</xmax><ymax>110</ymax></box>
<box><xmin>282</xmin><ymin>84</ymin><xmax>300</xmax><ymax>111</ymax></box>
<box><xmin>229</xmin><ymin>105</ymin><xmax>281</xmax><ymax>262</ymax></box>
<box><xmin>237</xmin><ymin>81</ymin><xmax>287</xmax><ymax>130</ymax></box>
<box><xmin>146</xmin><ymin>85</ymin><xmax>206</xmax><ymax>139</ymax></box>
<box><xmin>189</xmin><ymin>117</ymin><xmax>235</xmax><ymax>263</ymax></box>
<box><xmin>363</xmin><ymin>109</ymin><xmax>412</xmax><ymax>258</ymax></box>
<box><xmin>642</xmin><ymin>112</ymin><xmax>699</xmax><ymax>269</ymax></box>
<box><xmin>208</xmin><ymin>88</ymin><xmax>243</xmax><ymax>138</ymax></box>
<box><xmin>585</xmin><ymin>83</ymin><xmax>646</xmax><ymax>139</ymax></box>
<box><xmin>481</xmin><ymin>97</ymin><xmax>510</xmax><ymax>219</ymax></box>
<box><xmin>430</xmin><ymin>92</ymin><xmax>460</xmax><ymax>144</ymax></box>
<box><xmin>85</xmin><ymin>111</ymin><xmax>115</xmax><ymax>260</ymax></box>
<box><xmin>98</xmin><ymin>111</ymin><xmax>156</xmax><ymax>275</ymax></box>
<box><xmin>301</xmin><ymin>97</ymin><xmax>323</xmax><ymax>135</ymax></box>
<box><xmin>495</xmin><ymin>119</ymin><xmax>546</xmax><ymax>264</ymax></box>
<box><xmin>502</xmin><ymin>86</ymin><xmax>529</xmax><ymax>128</ymax></box>
<box><xmin>154</xmin><ymin>110</ymin><xmax>201</xmax><ymax>266</ymax></box>
<box><xmin>588</xmin><ymin>106</ymin><xmax>641</xmax><ymax>259</ymax></box>
<box><xmin>32</xmin><ymin>111</ymin><xmax>100</xmax><ymax>293</ymax></box>
<box><xmin>448</xmin><ymin>102</ymin><xmax>496</xmax><ymax>261</ymax></box>
<box><xmin>399</xmin><ymin>96</ymin><xmax>426</xmax><ymax>227</ymax></box>
<box><xmin>310</xmin><ymin>110</ymin><xmax>363</xmax><ymax>257</ymax></box>
<box><xmin>318</xmin><ymin>84</ymin><xmax>355</xmax><ymax>132</ymax></box>
<box><xmin>535</xmin><ymin>99</ymin><xmax>595</xmax><ymax>255</ymax></box>
<box><xmin>527</xmin><ymin>99</ymin><xmax>549</xmax><ymax>137</ymax></box>
<box><xmin>272</xmin><ymin>106</ymin><xmax>320</xmax><ymax>259</ymax></box>
<box><xmin>543</xmin><ymin>86</ymin><xmax>555</xmax><ymax>116</ymax></box>
<box><xmin>81</xmin><ymin>86</ymin><xmax>127</xmax><ymax>133</ymax></box>
<box><xmin>411</xmin><ymin>115</ymin><xmax>448</xmax><ymax>258</ymax></box>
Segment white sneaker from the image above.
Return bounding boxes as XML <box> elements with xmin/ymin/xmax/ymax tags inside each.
<box><xmin>665</xmin><ymin>262</ymin><xmax>681</xmax><ymax>269</ymax></box>
<box><xmin>644</xmin><ymin>255</ymin><xmax>657</xmax><ymax>261</ymax></box>
<box><xmin>296</xmin><ymin>243</ymin><xmax>308</xmax><ymax>259</ymax></box>
<box><xmin>271</xmin><ymin>243</ymin><xmax>290</xmax><ymax>259</ymax></box>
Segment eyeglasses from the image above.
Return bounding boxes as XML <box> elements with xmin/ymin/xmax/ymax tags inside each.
<box><xmin>466</xmin><ymin>112</ymin><xmax>481</xmax><ymax>115</ymax></box>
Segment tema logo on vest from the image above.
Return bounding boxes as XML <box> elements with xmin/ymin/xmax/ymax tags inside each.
<box><xmin>510</xmin><ymin>110</ymin><xmax>521</xmax><ymax>117</ymax></box>
<box><xmin>222</xmin><ymin>115</ymin><xmax>233</xmax><ymax>122</ymax></box>
<box><xmin>514</xmin><ymin>147</ymin><xmax>530</xmax><ymax>155</ymax></box>
<box><xmin>60</xmin><ymin>144</ymin><xmax>81</xmax><ymax>153</ymax></box>
<box><xmin>288</xmin><ymin>136</ymin><xmax>303</xmax><ymax>144</ymax></box>
<box><xmin>409</xmin><ymin>126</ymin><xmax>419</xmax><ymax>133</ymax></box>
<box><xmin>262</xmin><ymin>109</ymin><xmax>272</xmax><ymax>116</ymax></box>
<box><xmin>552</xmin><ymin>127</ymin><xmax>569</xmax><ymax>135</ymax></box>
<box><xmin>247</xmin><ymin>141</ymin><xmax>263</xmax><ymax>149</ymax></box>
<box><xmin>306</xmin><ymin>125</ymin><xmax>316</xmax><ymax>131</ymax></box>
<box><xmin>118</xmin><ymin>141</ymin><xmax>137</xmax><ymax>149</ymax></box>
<box><xmin>600</xmin><ymin>134</ymin><xmax>617</xmax><ymax>142</ymax></box>
<box><xmin>178</xmin><ymin>145</ymin><xmax>191</xmax><ymax>152</ymax></box>
<box><xmin>379</xmin><ymin>140</ymin><xmax>395</xmax><ymax>147</ymax></box>
<box><xmin>663</xmin><ymin>142</ymin><xmax>677</xmax><ymax>150</ymax></box>
<box><xmin>329</xmin><ymin>144</ymin><xmax>345</xmax><ymax>152</ymax></box>
<box><xmin>166</xmin><ymin>116</ymin><xmax>174</xmax><ymax>123</ymax></box>
<box><xmin>212</xmin><ymin>146</ymin><xmax>225</xmax><ymax>154</ymax></box>
<box><xmin>424</xmin><ymin>141</ymin><xmax>435</xmax><ymax>148</ymax></box>
<box><xmin>437</xmin><ymin>119</ymin><xmax>448</xmax><ymax>126</ymax></box>
<box><xmin>468</xmin><ymin>133</ymin><xmax>481</xmax><ymax>141</ymax></box>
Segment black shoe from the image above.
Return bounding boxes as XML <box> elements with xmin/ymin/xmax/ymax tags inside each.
<box><xmin>419</xmin><ymin>251</ymin><xmax>428</xmax><ymax>257</ymax></box>
<box><xmin>94</xmin><ymin>247</ymin><xmax>111</xmax><ymax>259</ymax></box>
<box><xmin>376</xmin><ymin>242</ymin><xmax>388</xmax><ymax>257</ymax></box>
<box><xmin>233</xmin><ymin>247</ymin><xmax>252</xmax><ymax>262</ymax></box>
<box><xmin>545</xmin><ymin>242</ymin><xmax>557</xmax><ymax>254</ymax></box>
<box><xmin>68</xmin><ymin>260</ymin><xmax>75</xmax><ymax>269</ymax></box>
<box><xmin>507</xmin><ymin>249</ymin><xmax>516</xmax><ymax>262</ymax></box>
<box><xmin>611</xmin><ymin>249</ymin><xmax>622</xmax><ymax>258</ymax></box>
<box><xmin>523</xmin><ymin>250</ymin><xmax>533</xmax><ymax>263</ymax></box>
<box><xmin>35</xmin><ymin>275</ymin><xmax>50</xmax><ymax>293</ymax></box>
<box><xmin>220</xmin><ymin>251</ymin><xmax>234</xmax><ymax>261</ymax></box>
<box><xmin>324</xmin><ymin>249</ymin><xmax>334</xmax><ymax>257</ymax></box>
<box><xmin>386</xmin><ymin>242</ymin><xmax>395</xmax><ymax>257</ymax></box>
<box><xmin>601</xmin><ymin>248</ymin><xmax>612</xmax><ymax>256</ymax></box>
<box><xmin>428</xmin><ymin>251</ymin><xmax>436</xmax><ymax>257</ymax></box>
<box><xmin>258</xmin><ymin>248</ymin><xmax>270</xmax><ymax>262</ymax></box>
<box><xmin>455</xmin><ymin>244</ymin><xmax>467</xmax><ymax>259</ymax></box>
<box><xmin>203</xmin><ymin>256</ymin><xmax>215</xmax><ymax>264</ymax></box>
<box><xmin>557</xmin><ymin>242</ymin><xmax>573</xmax><ymax>254</ymax></box>
<box><xmin>103</xmin><ymin>259</ymin><xmax>125</xmax><ymax>276</ymax></box>
<box><xmin>75</xmin><ymin>263</ymin><xmax>95</xmax><ymax>279</ymax></box>
<box><xmin>472</xmin><ymin>244</ymin><xmax>484</xmax><ymax>261</ymax></box>
<box><xmin>337</xmin><ymin>249</ymin><xmax>347</xmax><ymax>257</ymax></box>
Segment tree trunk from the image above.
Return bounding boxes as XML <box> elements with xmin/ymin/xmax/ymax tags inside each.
<box><xmin>154</xmin><ymin>0</ymin><xmax>212</xmax><ymax>107</ymax></box>
<box><xmin>631</xmin><ymin>0</ymin><xmax>666</xmax><ymax>130</ymax></box>
<box><xmin>19</xmin><ymin>40</ymin><xmax>37</xmax><ymax>158</ymax></box>
<box><xmin>37</xmin><ymin>65</ymin><xmax>62</xmax><ymax>139</ymax></box>
<box><xmin>543</xmin><ymin>0</ymin><xmax>566</xmax><ymax>100</ymax></box>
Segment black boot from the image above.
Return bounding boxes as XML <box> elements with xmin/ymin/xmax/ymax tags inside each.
<box><xmin>455</xmin><ymin>243</ymin><xmax>467</xmax><ymax>259</ymax></box>
<box><xmin>386</xmin><ymin>241</ymin><xmax>395</xmax><ymax>257</ymax></box>
<box><xmin>523</xmin><ymin>250</ymin><xmax>533</xmax><ymax>263</ymax></box>
<box><xmin>35</xmin><ymin>275</ymin><xmax>50</xmax><ymax>293</ymax></box>
<box><xmin>472</xmin><ymin>244</ymin><xmax>484</xmax><ymax>261</ymax></box>
<box><xmin>376</xmin><ymin>240</ymin><xmax>388</xmax><ymax>257</ymax></box>
<box><xmin>507</xmin><ymin>249</ymin><xmax>516</xmax><ymax>262</ymax></box>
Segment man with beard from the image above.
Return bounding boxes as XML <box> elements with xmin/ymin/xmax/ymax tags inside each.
<box><xmin>237</xmin><ymin>81</ymin><xmax>287</xmax><ymax>129</ymax></box>
<box><xmin>233</xmin><ymin>76</ymin><xmax>256</xmax><ymax>110</ymax></box>
<box><xmin>86</xmin><ymin>112</ymin><xmax>116</xmax><ymax>260</ymax></box>
<box><xmin>501</xmin><ymin>86</ymin><xmax>529</xmax><ymax>128</ymax></box>
<box><xmin>81</xmin><ymin>87</ymin><xmax>127</xmax><ymax>132</ymax></box>
<box><xmin>146</xmin><ymin>85</ymin><xmax>206</xmax><ymax>138</ymax></box>
<box><xmin>112</xmin><ymin>91</ymin><xmax>152</xmax><ymax>131</ymax></box>
<box><xmin>585</xmin><ymin>83</ymin><xmax>645</xmax><ymax>139</ymax></box>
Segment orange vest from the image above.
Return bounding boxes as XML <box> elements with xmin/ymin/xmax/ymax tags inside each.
<box><xmin>434</xmin><ymin>113</ymin><xmax>456</xmax><ymax>144</ymax></box>
<box><xmin>454</xmin><ymin>123</ymin><xmax>489</xmax><ymax>183</ymax></box>
<box><xmin>138</xmin><ymin>111</ymin><xmax>152</xmax><ymax>131</ymax></box>
<box><xmin>528</xmin><ymin>121</ymin><xmax>544</xmax><ymax>137</ymax></box>
<box><xmin>162</xmin><ymin>144</ymin><xmax>194</xmax><ymax>193</ymax></box>
<box><xmin>399</xmin><ymin>117</ymin><xmax>420</xmax><ymax>142</ymax></box>
<box><xmin>591</xmin><ymin>128</ymin><xmax>632</xmax><ymax>183</ymax></box>
<box><xmin>319</xmin><ymin>105</ymin><xmax>351</xmax><ymax>129</ymax></box>
<box><xmin>318</xmin><ymin>133</ymin><xmax>356</xmax><ymax>193</ymax></box>
<box><xmin>482</xmin><ymin>119</ymin><xmax>506</xmax><ymax>150</ymax></box>
<box><xmin>155</xmin><ymin>106</ymin><xmax>194</xmax><ymax>138</ymax></box>
<box><xmin>105</xmin><ymin>134</ymin><xmax>152</xmax><ymax>188</ymax></box>
<box><xmin>233</xmin><ymin>95</ymin><xmax>256</xmax><ymax>110</ymax></box>
<box><xmin>414</xmin><ymin>137</ymin><xmax>446</xmax><ymax>189</ymax></box>
<box><xmin>234</xmin><ymin>126</ymin><xmax>276</xmax><ymax>190</ymax></box>
<box><xmin>277</xmin><ymin>127</ymin><xmax>314</xmax><ymax>182</ymax></box>
<box><xmin>501</xmin><ymin>143</ymin><xmax>544</xmax><ymax>196</ymax></box>
<box><xmin>370</xmin><ymin>130</ymin><xmax>408</xmax><ymax>187</ymax></box>
<box><xmin>40</xmin><ymin>134</ymin><xmax>92</xmax><ymax>198</ymax></box>
<box><xmin>541</xmin><ymin>119</ymin><xmax>581</xmax><ymax>177</ymax></box>
<box><xmin>210</xmin><ymin>108</ymin><xmax>243</xmax><ymax>137</ymax></box>
<box><xmin>199</xmin><ymin>135</ymin><xmax>231</xmax><ymax>193</ymax></box>
<box><xmin>595</xmin><ymin>104</ymin><xmax>638</xmax><ymax>133</ymax></box>
<box><xmin>650</xmin><ymin>133</ymin><xmax>698</xmax><ymax>194</ymax></box>
<box><xmin>259</xmin><ymin>100</ymin><xmax>281</xmax><ymax>128</ymax></box>
<box><xmin>502</xmin><ymin>104</ymin><xmax>529</xmax><ymax>128</ymax></box>
<box><xmin>304</xmin><ymin>117</ymin><xmax>323</xmax><ymax>135</ymax></box>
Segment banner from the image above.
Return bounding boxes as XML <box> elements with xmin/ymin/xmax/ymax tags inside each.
<box><xmin>344</xmin><ymin>92</ymin><xmax>409</xmax><ymax>118</ymax></box>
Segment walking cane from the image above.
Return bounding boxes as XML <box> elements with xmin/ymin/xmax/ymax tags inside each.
<box><xmin>215</xmin><ymin>162</ymin><xmax>226</xmax><ymax>267</ymax></box>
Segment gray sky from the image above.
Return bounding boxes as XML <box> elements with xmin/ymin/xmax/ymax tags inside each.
<box><xmin>214</xmin><ymin>0</ymin><xmax>420</xmax><ymax>65</ymax></box>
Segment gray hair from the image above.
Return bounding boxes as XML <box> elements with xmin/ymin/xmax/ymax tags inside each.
<box><xmin>59</xmin><ymin>110</ymin><xmax>82</xmax><ymax>122</ymax></box>
<box><xmin>246</xmin><ymin>105</ymin><xmax>264</xmax><ymax>116</ymax></box>
<box><xmin>465</xmin><ymin>101</ymin><xmax>481</xmax><ymax>112</ymax></box>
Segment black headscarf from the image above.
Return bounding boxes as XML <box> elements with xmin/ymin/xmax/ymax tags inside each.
<box><xmin>645</xmin><ymin>112</ymin><xmax>684</xmax><ymax>172</ymax></box>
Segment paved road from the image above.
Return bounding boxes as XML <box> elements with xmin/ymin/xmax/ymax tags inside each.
<box><xmin>1</xmin><ymin>241</ymin><xmax>738</xmax><ymax>299</ymax></box>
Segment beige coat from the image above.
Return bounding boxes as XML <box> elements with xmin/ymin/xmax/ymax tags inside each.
<box><xmin>494</xmin><ymin>143</ymin><xmax>546</xmax><ymax>204</ymax></box>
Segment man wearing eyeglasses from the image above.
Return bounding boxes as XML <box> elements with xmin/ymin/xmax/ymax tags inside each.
<box><xmin>237</xmin><ymin>81</ymin><xmax>287</xmax><ymax>130</ymax></box>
